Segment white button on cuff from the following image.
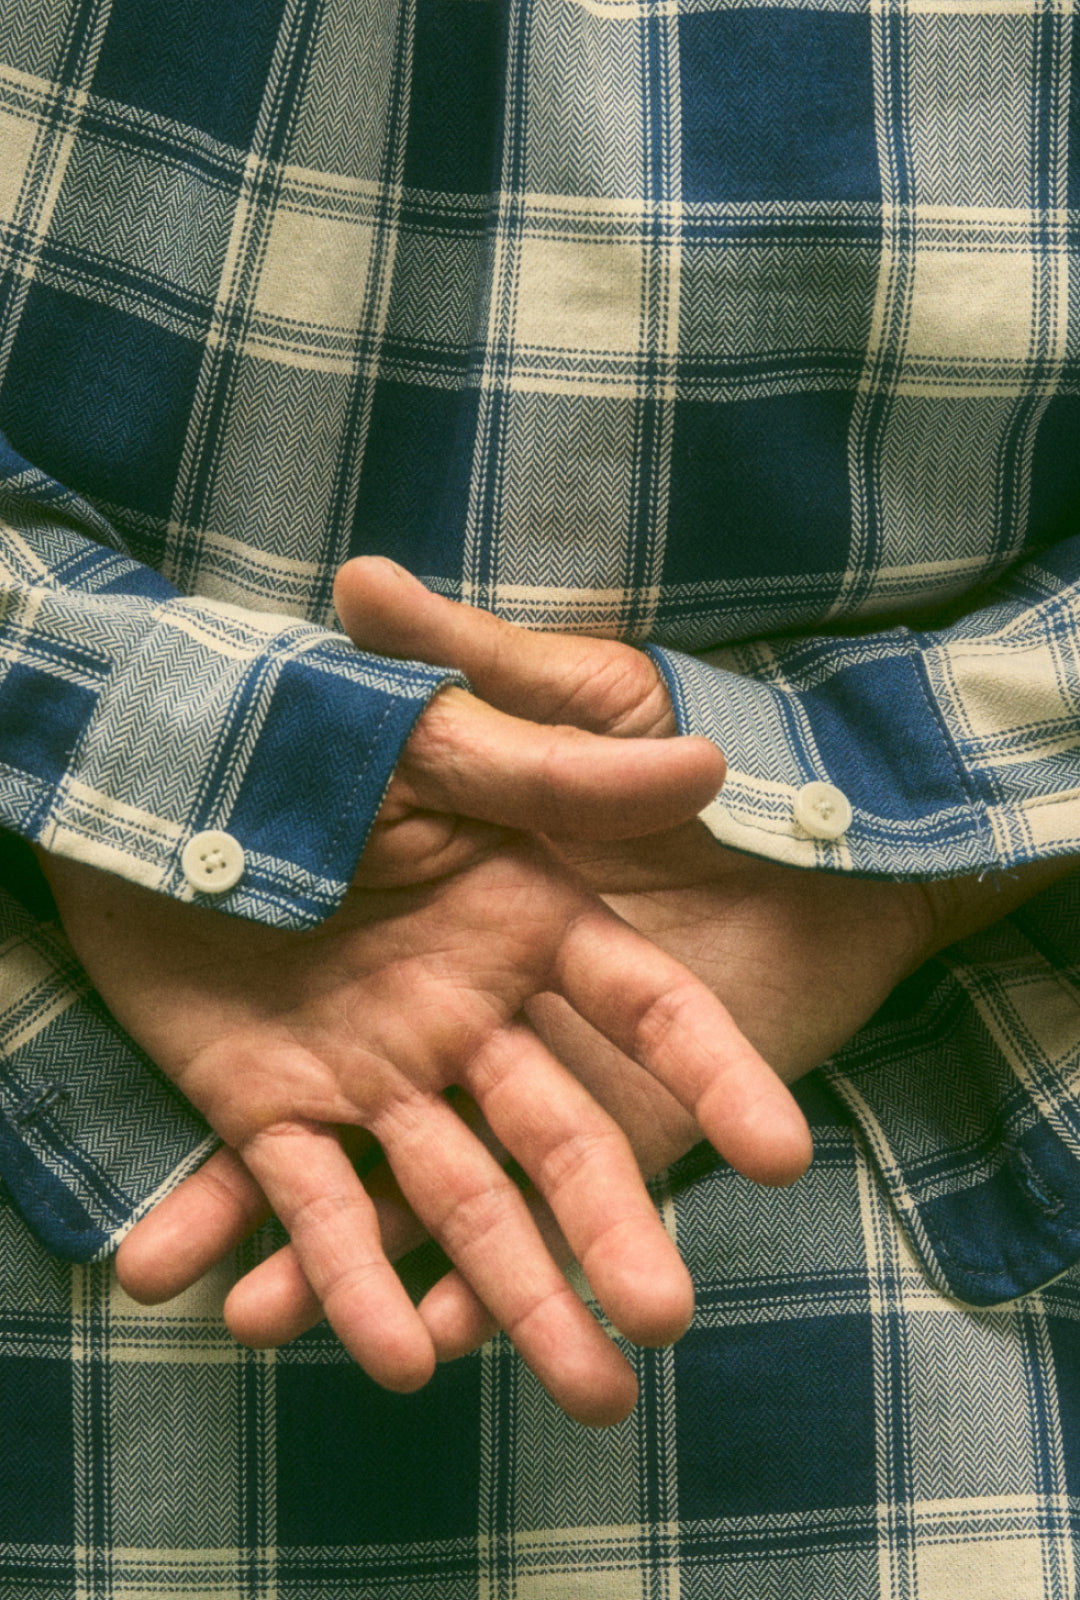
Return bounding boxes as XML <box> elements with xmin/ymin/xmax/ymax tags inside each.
<box><xmin>182</xmin><ymin>830</ymin><xmax>245</xmax><ymax>893</ymax></box>
<box><xmin>792</xmin><ymin>781</ymin><xmax>853</xmax><ymax>841</ymax></box>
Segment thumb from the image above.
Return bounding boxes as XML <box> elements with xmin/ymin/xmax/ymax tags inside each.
<box><xmin>396</xmin><ymin>688</ymin><xmax>726</xmax><ymax>841</ymax></box>
<box><xmin>335</xmin><ymin>556</ymin><xmax>677</xmax><ymax>737</ymax></box>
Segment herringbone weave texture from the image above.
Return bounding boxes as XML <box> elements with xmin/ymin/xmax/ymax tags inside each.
<box><xmin>2</xmin><ymin>0</ymin><xmax>1080</xmax><ymax>1591</ymax></box>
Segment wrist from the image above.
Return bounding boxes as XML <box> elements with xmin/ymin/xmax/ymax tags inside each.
<box><xmin>902</xmin><ymin>855</ymin><xmax>1080</xmax><ymax>962</ymax></box>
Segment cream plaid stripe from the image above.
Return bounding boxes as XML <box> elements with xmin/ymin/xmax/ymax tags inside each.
<box><xmin>4</xmin><ymin>1097</ymin><xmax>1080</xmax><ymax>1598</ymax></box>
<box><xmin>0</xmin><ymin>0</ymin><xmax>1079</xmax><ymax>1589</ymax></box>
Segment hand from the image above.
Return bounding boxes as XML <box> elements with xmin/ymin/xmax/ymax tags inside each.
<box><xmin>190</xmin><ymin>828</ymin><xmax>932</xmax><ymax>1366</ymax></box>
<box><xmin>44</xmin><ymin>719</ymin><xmax>809</xmax><ymax>1425</ymax></box>
<box><xmin>195</xmin><ymin>559</ymin><xmax>1078</xmax><ymax>1359</ymax></box>
<box><xmin>331</xmin><ymin>559</ymin><xmax>933</xmax><ymax>1091</ymax></box>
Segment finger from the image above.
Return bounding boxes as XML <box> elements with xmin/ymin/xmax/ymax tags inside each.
<box><xmin>116</xmin><ymin>1147</ymin><xmax>271</xmax><ymax>1304</ymax></box>
<box><xmin>556</xmin><ymin>906</ymin><xmax>814</xmax><ymax>1186</ymax></box>
<box><xmin>237</xmin><ymin>1118</ymin><xmax>436</xmax><ymax>1393</ymax></box>
<box><xmin>370</xmin><ymin>1090</ymin><xmax>639</xmax><ymax>1426</ymax></box>
<box><xmin>229</xmin><ymin>1238</ymin><xmax>502</xmax><ymax>1359</ymax></box>
<box><xmin>335</xmin><ymin>555</ymin><xmax>675</xmax><ymax>736</ymax></box>
<box><xmin>420</xmin><ymin>1274</ymin><xmax>640</xmax><ymax>1431</ymax></box>
<box><xmin>525</xmin><ymin>990</ymin><xmax>703</xmax><ymax>1170</ymax></box>
<box><xmin>227</xmin><ymin>1170</ymin><xmax>432</xmax><ymax>1347</ymax></box>
<box><xmin>463</xmin><ymin>1022</ymin><xmax>694</xmax><ymax>1348</ymax></box>
<box><xmin>397</xmin><ymin>687</ymin><xmax>724</xmax><ymax>842</ymax></box>
<box><xmin>421</xmin><ymin>1273</ymin><xmax>500</xmax><ymax>1361</ymax></box>
<box><xmin>422</xmin><ymin>1174</ymin><xmax>580</xmax><ymax>1360</ymax></box>
<box><xmin>226</xmin><ymin>1245</ymin><xmax>321</xmax><ymax>1346</ymax></box>
<box><xmin>423</xmin><ymin>1148</ymin><xmax>620</xmax><ymax>1364</ymax></box>
<box><xmin>115</xmin><ymin>1126</ymin><xmax>385</xmax><ymax>1309</ymax></box>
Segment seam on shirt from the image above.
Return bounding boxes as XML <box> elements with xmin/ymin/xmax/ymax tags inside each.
<box><xmin>907</xmin><ymin>633</ymin><xmax>996</xmax><ymax>858</ymax></box>
<box><xmin>917</xmin><ymin>1205</ymin><xmax>1080</xmax><ymax>1299</ymax></box>
<box><xmin>1003</xmin><ymin>1139</ymin><xmax>1066</xmax><ymax>1217</ymax></box>
<box><xmin>39</xmin><ymin>596</ymin><xmax>158</xmax><ymax>848</ymax></box>
<box><xmin>318</xmin><ymin>693</ymin><xmax>397</xmax><ymax>877</ymax></box>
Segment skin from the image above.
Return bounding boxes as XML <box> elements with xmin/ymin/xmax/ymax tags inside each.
<box><xmin>41</xmin><ymin>636</ymin><xmax>810</xmax><ymax>1427</ymax></box>
<box><xmin>63</xmin><ymin>558</ymin><xmax>1077</xmax><ymax>1419</ymax></box>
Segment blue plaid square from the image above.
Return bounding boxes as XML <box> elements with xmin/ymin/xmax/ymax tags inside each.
<box><xmin>1</xmin><ymin>285</ymin><xmax>203</xmax><ymax>518</ymax></box>
<box><xmin>228</xmin><ymin>660</ymin><xmax>428</xmax><ymax>881</ymax></box>
<box><xmin>0</xmin><ymin>1357</ymin><xmax>73</xmax><ymax>1541</ymax></box>
<box><xmin>664</xmin><ymin>391</ymin><xmax>855</xmax><ymax>585</ymax></box>
<box><xmin>679</xmin><ymin>11</ymin><xmax>879</xmax><ymax>203</ymax></box>
<box><xmin>674</xmin><ymin>1315</ymin><xmax>876</xmax><ymax>1517</ymax></box>
<box><xmin>0</xmin><ymin>663</ymin><xmax>97</xmax><ymax>789</ymax></box>
<box><xmin>403</xmin><ymin>0</ymin><xmax>502</xmax><ymax>194</ymax></box>
<box><xmin>1029</xmin><ymin>396</ymin><xmax>1080</xmax><ymax>542</ymax></box>
<box><xmin>276</xmin><ymin>1353</ymin><xmax>483</xmax><ymax>1544</ymax></box>
<box><xmin>91</xmin><ymin>0</ymin><xmax>288</xmax><ymax>148</ymax></box>
<box><xmin>351</xmin><ymin>380</ymin><xmax>479</xmax><ymax>578</ymax></box>
<box><xmin>1046</xmin><ymin>1302</ymin><xmax>1080</xmax><ymax>1498</ymax></box>
<box><xmin>797</xmin><ymin>651</ymin><xmax>970</xmax><ymax>823</ymax></box>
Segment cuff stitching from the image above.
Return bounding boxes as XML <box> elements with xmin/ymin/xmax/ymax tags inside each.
<box><xmin>318</xmin><ymin>695</ymin><xmax>397</xmax><ymax>877</ymax></box>
<box><xmin>907</xmin><ymin>634</ymin><xmax>996</xmax><ymax>857</ymax></box>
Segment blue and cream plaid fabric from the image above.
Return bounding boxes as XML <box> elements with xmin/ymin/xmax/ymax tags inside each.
<box><xmin>7</xmin><ymin>1080</ymin><xmax>1080</xmax><ymax>1599</ymax></box>
<box><xmin>2</xmin><ymin>0</ymin><xmax>1080</xmax><ymax>1590</ymax></box>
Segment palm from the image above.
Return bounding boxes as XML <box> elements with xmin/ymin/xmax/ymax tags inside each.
<box><xmin>331</xmin><ymin>559</ymin><xmax>925</xmax><ymax>1124</ymax></box>
<box><xmin>46</xmin><ymin>822</ymin><xmax>806</xmax><ymax>1423</ymax></box>
<box><xmin>63</xmin><ymin>846</ymin><xmax>599</xmax><ymax>1138</ymax></box>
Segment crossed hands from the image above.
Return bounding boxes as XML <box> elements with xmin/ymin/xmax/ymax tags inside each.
<box><xmin>41</xmin><ymin>558</ymin><xmax>944</xmax><ymax>1425</ymax></box>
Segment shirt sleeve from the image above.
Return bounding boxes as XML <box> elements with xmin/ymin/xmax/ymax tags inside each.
<box><xmin>650</xmin><ymin>533</ymin><xmax>1080</xmax><ymax>1307</ymax></box>
<box><xmin>0</xmin><ymin>830</ymin><xmax>217</xmax><ymax>1263</ymax></box>
<box><xmin>648</xmin><ymin>533</ymin><xmax>1080</xmax><ymax>882</ymax></box>
<box><xmin>0</xmin><ymin>431</ymin><xmax>465</xmax><ymax>930</ymax></box>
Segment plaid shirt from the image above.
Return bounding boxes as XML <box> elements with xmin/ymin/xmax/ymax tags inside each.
<box><xmin>1</xmin><ymin>0</ymin><xmax>1080</xmax><ymax>1592</ymax></box>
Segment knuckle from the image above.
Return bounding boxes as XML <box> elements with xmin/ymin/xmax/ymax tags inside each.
<box><xmin>437</xmin><ymin>1175</ymin><xmax>521</xmax><ymax>1258</ymax></box>
<box><xmin>368</xmin><ymin>1086</ymin><xmax>451</xmax><ymax>1151</ymax></box>
<box><xmin>633</xmin><ymin>981</ymin><xmax>699</xmax><ymax>1066</ymax></box>
<box><xmin>287</xmin><ymin>1185</ymin><xmax>369</xmax><ymax>1239</ymax></box>
<box><xmin>504</xmin><ymin>1278</ymin><xmax>582</xmax><ymax>1345</ymax></box>
<box><xmin>560</xmin><ymin>649</ymin><xmax>668</xmax><ymax>736</ymax></box>
<box><xmin>320</xmin><ymin>1256</ymin><xmax>391</xmax><ymax>1313</ymax></box>
<box><xmin>534</xmin><ymin>1127</ymin><xmax>620</xmax><ymax>1194</ymax></box>
<box><xmin>577</xmin><ymin>1212</ymin><xmax>649</xmax><ymax>1282</ymax></box>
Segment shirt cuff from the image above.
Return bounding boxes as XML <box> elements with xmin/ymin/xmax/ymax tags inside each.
<box><xmin>2</xmin><ymin>526</ymin><xmax>464</xmax><ymax>930</ymax></box>
<box><xmin>648</xmin><ymin>534</ymin><xmax>1080</xmax><ymax>880</ymax></box>
<box><xmin>820</xmin><ymin>867</ymin><xmax>1080</xmax><ymax>1305</ymax></box>
<box><xmin>649</xmin><ymin>541</ymin><xmax>1080</xmax><ymax>1304</ymax></box>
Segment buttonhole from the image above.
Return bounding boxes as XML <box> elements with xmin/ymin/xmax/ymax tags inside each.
<box><xmin>14</xmin><ymin>1083</ymin><xmax>71</xmax><ymax>1126</ymax></box>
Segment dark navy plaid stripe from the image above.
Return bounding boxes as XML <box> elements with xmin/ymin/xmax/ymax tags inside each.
<box><xmin>1</xmin><ymin>0</ymin><xmax>1080</xmax><ymax>1589</ymax></box>
<box><xmin>4</xmin><ymin>1086</ymin><xmax>1080</xmax><ymax>1595</ymax></box>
